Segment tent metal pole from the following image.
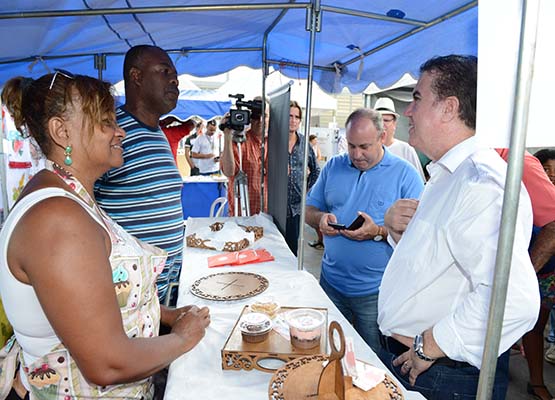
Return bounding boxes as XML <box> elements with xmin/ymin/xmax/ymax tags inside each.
<box><xmin>297</xmin><ymin>0</ymin><xmax>320</xmax><ymax>271</ymax></box>
<box><xmin>339</xmin><ymin>1</ymin><xmax>477</xmax><ymax>69</ymax></box>
<box><xmin>0</xmin><ymin>3</ymin><xmax>308</xmax><ymax>19</ymax></box>
<box><xmin>0</xmin><ymin>47</ymin><xmax>263</xmax><ymax>67</ymax></box>
<box><xmin>261</xmin><ymin>38</ymin><xmax>268</xmax><ymax>213</ymax></box>
<box><xmin>94</xmin><ymin>54</ymin><xmax>106</xmax><ymax>80</ymax></box>
<box><xmin>476</xmin><ymin>0</ymin><xmax>540</xmax><ymax>398</ymax></box>
<box><xmin>321</xmin><ymin>5</ymin><xmax>426</xmax><ymax>26</ymax></box>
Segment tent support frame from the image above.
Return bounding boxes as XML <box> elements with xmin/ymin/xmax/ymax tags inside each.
<box><xmin>476</xmin><ymin>0</ymin><xmax>540</xmax><ymax>397</ymax></box>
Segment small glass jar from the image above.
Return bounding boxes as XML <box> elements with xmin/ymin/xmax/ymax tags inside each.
<box><xmin>286</xmin><ymin>308</ymin><xmax>325</xmax><ymax>349</ymax></box>
<box><xmin>239</xmin><ymin>312</ymin><xmax>272</xmax><ymax>343</ymax></box>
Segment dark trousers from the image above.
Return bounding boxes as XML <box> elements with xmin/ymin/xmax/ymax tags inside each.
<box><xmin>285</xmin><ymin>214</ymin><xmax>300</xmax><ymax>256</ymax></box>
<box><xmin>378</xmin><ymin>336</ymin><xmax>510</xmax><ymax>400</ymax></box>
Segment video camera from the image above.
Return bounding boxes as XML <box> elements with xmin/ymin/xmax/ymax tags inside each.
<box><xmin>218</xmin><ymin>94</ymin><xmax>263</xmax><ymax>138</ymax></box>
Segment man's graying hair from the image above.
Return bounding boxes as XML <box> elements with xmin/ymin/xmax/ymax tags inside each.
<box><xmin>345</xmin><ymin>108</ymin><xmax>384</xmax><ymax>137</ymax></box>
<box><xmin>420</xmin><ymin>55</ymin><xmax>477</xmax><ymax>130</ymax></box>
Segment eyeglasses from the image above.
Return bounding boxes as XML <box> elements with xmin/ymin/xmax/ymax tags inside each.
<box><xmin>49</xmin><ymin>68</ymin><xmax>75</xmax><ymax>90</ymax></box>
<box><xmin>382</xmin><ymin>118</ymin><xmax>395</xmax><ymax>124</ymax></box>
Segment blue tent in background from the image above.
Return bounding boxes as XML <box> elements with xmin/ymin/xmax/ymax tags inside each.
<box><xmin>166</xmin><ymin>90</ymin><xmax>232</xmax><ymax>122</ymax></box>
<box><xmin>116</xmin><ymin>90</ymin><xmax>232</xmax><ymax>122</ymax></box>
<box><xmin>0</xmin><ymin>1</ymin><xmax>477</xmax><ymax>93</ymax></box>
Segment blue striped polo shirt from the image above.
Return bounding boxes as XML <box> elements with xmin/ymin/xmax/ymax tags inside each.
<box><xmin>95</xmin><ymin>107</ymin><xmax>184</xmax><ymax>303</ymax></box>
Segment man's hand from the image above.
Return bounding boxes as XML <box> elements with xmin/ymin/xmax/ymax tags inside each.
<box><xmin>392</xmin><ymin>345</ymin><xmax>434</xmax><ymax>386</ymax></box>
<box><xmin>319</xmin><ymin>213</ymin><xmax>342</xmax><ymax>237</ymax></box>
<box><xmin>391</xmin><ymin>329</ymin><xmax>445</xmax><ymax>386</ymax></box>
<box><xmin>384</xmin><ymin>199</ymin><xmax>419</xmax><ymax>243</ymax></box>
<box><xmin>341</xmin><ymin>212</ymin><xmax>380</xmax><ymax>241</ymax></box>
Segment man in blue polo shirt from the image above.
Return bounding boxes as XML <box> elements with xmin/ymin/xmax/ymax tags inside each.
<box><xmin>306</xmin><ymin>108</ymin><xmax>423</xmax><ymax>352</ymax></box>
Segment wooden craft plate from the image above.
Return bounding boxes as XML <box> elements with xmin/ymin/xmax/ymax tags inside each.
<box><xmin>190</xmin><ymin>271</ymin><xmax>268</xmax><ymax>301</ymax></box>
<box><xmin>268</xmin><ymin>356</ymin><xmax>404</xmax><ymax>400</ymax></box>
<box><xmin>221</xmin><ymin>306</ymin><xmax>328</xmax><ymax>373</ymax></box>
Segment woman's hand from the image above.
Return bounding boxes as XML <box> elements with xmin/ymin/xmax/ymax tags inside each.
<box><xmin>161</xmin><ymin>305</ymin><xmax>195</xmax><ymax>327</ymax></box>
<box><xmin>171</xmin><ymin>306</ymin><xmax>211</xmax><ymax>352</ymax></box>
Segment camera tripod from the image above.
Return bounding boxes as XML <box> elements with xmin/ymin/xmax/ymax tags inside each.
<box><xmin>233</xmin><ymin>140</ymin><xmax>250</xmax><ymax>217</ymax></box>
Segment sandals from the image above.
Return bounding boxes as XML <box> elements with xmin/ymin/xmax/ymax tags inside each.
<box><xmin>308</xmin><ymin>240</ymin><xmax>324</xmax><ymax>250</ymax></box>
<box><xmin>527</xmin><ymin>383</ymin><xmax>555</xmax><ymax>400</ymax></box>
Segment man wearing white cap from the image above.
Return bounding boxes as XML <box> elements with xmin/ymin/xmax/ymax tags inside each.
<box><xmin>374</xmin><ymin>97</ymin><xmax>425</xmax><ymax>180</ymax></box>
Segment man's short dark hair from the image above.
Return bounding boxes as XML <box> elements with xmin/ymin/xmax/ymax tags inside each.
<box><xmin>420</xmin><ymin>55</ymin><xmax>477</xmax><ymax>130</ymax></box>
<box><xmin>123</xmin><ymin>45</ymin><xmax>164</xmax><ymax>82</ymax></box>
<box><xmin>534</xmin><ymin>149</ymin><xmax>555</xmax><ymax>165</ymax></box>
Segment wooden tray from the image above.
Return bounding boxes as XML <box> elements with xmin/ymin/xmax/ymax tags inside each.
<box><xmin>268</xmin><ymin>356</ymin><xmax>404</xmax><ymax>400</ymax></box>
<box><xmin>190</xmin><ymin>271</ymin><xmax>268</xmax><ymax>301</ymax></box>
<box><xmin>221</xmin><ymin>306</ymin><xmax>328</xmax><ymax>373</ymax></box>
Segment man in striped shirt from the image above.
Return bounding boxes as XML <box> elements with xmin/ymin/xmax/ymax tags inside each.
<box><xmin>95</xmin><ymin>45</ymin><xmax>193</xmax><ymax>305</ymax></box>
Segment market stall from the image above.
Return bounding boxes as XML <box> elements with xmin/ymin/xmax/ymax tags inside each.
<box><xmin>165</xmin><ymin>214</ymin><xmax>425</xmax><ymax>399</ymax></box>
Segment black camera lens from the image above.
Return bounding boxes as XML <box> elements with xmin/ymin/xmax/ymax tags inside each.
<box><xmin>235</xmin><ymin>114</ymin><xmax>244</xmax><ymax>122</ymax></box>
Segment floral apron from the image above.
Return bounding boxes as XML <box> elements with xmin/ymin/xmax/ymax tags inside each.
<box><xmin>0</xmin><ymin>161</ymin><xmax>167</xmax><ymax>399</ymax></box>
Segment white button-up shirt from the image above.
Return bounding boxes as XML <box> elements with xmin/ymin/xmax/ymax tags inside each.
<box><xmin>192</xmin><ymin>134</ymin><xmax>219</xmax><ymax>174</ymax></box>
<box><xmin>378</xmin><ymin>136</ymin><xmax>540</xmax><ymax>368</ymax></box>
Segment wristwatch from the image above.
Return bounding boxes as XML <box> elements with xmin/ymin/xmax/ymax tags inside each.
<box><xmin>413</xmin><ymin>334</ymin><xmax>436</xmax><ymax>362</ymax></box>
<box><xmin>373</xmin><ymin>226</ymin><xmax>384</xmax><ymax>242</ymax></box>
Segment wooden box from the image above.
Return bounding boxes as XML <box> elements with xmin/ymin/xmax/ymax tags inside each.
<box><xmin>221</xmin><ymin>305</ymin><xmax>328</xmax><ymax>373</ymax></box>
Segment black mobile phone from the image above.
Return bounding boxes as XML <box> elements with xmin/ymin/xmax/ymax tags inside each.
<box><xmin>346</xmin><ymin>214</ymin><xmax>364</xmax><ymax>231</ymax></box>
<box><xmin>328</xmin><ymin>222</ymin><xmax>346</xmax><ymax>230</ymax></box>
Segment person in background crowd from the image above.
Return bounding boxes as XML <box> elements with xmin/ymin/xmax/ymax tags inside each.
<box><xmin>307</xmin><ymin>134</ymin><xmax>325</xmax><ymax>250</ymax></box>
<box><xmin>185</xmin><ymin>121</ymin><xmax>202</xmax><ymax>176</ymax></box>
<box><xmin>373</xmin><ymin>97</ymin><xmax>425</xmax><ymax>181</ymax></box>
<box><xmin>286</xmin><ymin>101</ymin><xmax>319</xmax><ymax>255</ymax></box>
<box><xmin>191</xmin><ymin>119</ymin><xmax>220</xmax><ymax>176</ymax></box>
<box><xmin>534</xmin><ymin>149</ymin><xmax>555</xmax><ymax>366</ymax></box>
<box><xmin>535</xmin><ymin>148</ymin><xmax>555</xmax><ymax>186</ymax></box>
<box><xmin>495</xmin><ymin>148</ymin><xmax>555</xmax><ymax>400</ymax></box>
<box><xmin>0</xmin><ymin>71</ymin><xmax>210</xmax><ymax>400</ymax></box>
<box><xmin>379</xmin><ymin>55</ymin><xmax>539</xmax><ymax>400</ymax></box>
<box><xmin>160</xmin><ymin>117</ymin><xmax>194</xmax><ymax>162</ymax></box>
<box><xmin>309</xmin><ymin>134</ymin><xmax>322</xmax><ymax>162</ymax></box>
<box><xmin>95</xmin><ymin>45</ymin><xmax>187</xmax><ymax>305</ymax></box>
<box><xmin>306</xmin><ymin>108</ymin><xmax>423</xmax><ymax>353</ymax></box>
<box><xmin>220</xmin><ymin>96</ymin><xmax>270</xmax><ymax>216</ymax></box>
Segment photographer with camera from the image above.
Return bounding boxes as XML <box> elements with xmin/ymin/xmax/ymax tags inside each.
<box><xmin>220</xmin><ymin>95</ymin><xmax>269</xmax><ymax>216</ymax></box>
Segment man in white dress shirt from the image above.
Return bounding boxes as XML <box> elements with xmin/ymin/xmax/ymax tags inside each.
<box><xmin>374</xmin><ymin>97</ymin><xmax>426</xmax><ymax>181</ymax></box>
<box><xmin>377</xmin><ymin>55</ymin><xmax>539</xmax><ymax>400</ymax></box>
<box><xmin>191</xmin><ymin>119</ymin><xmax>220</xmax><ymax>175</ymax></box>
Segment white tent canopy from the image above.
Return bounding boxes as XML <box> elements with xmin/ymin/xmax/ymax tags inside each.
<box><xmin>216</xmin><ymin>66</ymin><xmax>337</xmax><ymax>111</ymax></box>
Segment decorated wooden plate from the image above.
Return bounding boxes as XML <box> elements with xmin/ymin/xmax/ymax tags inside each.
<box><xmin>268</xmin><ymin>356</ymin><xmax>404</xmax><ymax>400</ymax></box>
<box><xmin>190</xmin><ymin>271</ymin><xmax>269</xmax><ymax>301</ymax></box>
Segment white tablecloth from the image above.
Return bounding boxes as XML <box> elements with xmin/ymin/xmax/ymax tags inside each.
<box><xmin>165</xmin><ymin>214</ymin><xmax>424</xmax><ymax>400</ymax></box>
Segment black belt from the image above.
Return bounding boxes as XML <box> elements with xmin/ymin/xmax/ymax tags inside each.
<box><xmin>381</xmin><ymin>335</ymin><xmax>473</xmax><ymax>369</ymax></box>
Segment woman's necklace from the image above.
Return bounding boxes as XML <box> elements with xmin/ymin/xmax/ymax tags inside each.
<box><xmin>46</xmin><ymin>159</ymin><xmax>121</xmax><ymax>243</ymax></box>
<box><xmin>47</xmin><ymin>160</ymin><xmax>96</xmax><ymax>208</ymax></box>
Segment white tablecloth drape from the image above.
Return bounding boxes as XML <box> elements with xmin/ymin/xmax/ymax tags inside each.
<box><xmin>164</xmin><ymin>214</ymin><xmax>424</xmax><ymax>400</ymax></box>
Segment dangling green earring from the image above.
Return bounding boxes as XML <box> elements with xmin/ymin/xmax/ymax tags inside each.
<box><xmin>64</xmin><ymin>145</ymin><xmax>73</xmax><ymax>166</ymax></box>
